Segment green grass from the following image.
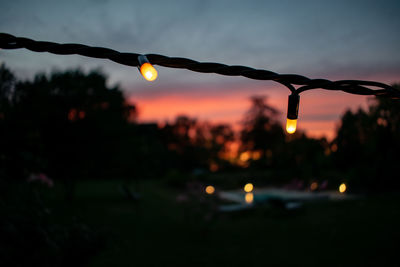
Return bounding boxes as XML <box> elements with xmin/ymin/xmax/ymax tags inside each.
<box><xmin>43</xmin><ymin>179</ymin><xmax>400</xmax><ymax>267</ymax></box>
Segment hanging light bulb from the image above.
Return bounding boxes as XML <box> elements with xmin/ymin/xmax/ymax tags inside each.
<box><xmin>138</xmin><ymin>55</ymin><xmax>158</xmax><ymax>81</ymax></box>
<box><xmin>286</xmin><ymin>93</ymin><xmax>300</xmax><ymax>134</ymax></box>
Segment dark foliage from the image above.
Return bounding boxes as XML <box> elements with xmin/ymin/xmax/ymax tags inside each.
<box><xmin>0</xmin><ymin>181</ymin><xmax>104</xmax><ymax>267</ymax></box>
<box><xmin>1</xmin><ymin>64</ymin><xmax>399</xmax><ymax>194</ymax></box>
<box><xmin>334</xmin><ymin>85</ymin><xmax>400</xmax><ymax>192</ymax></box>
<box><xmin>239</xmin><ymin>96</ymin><xmax>329</xmax><ymax>180</ymax></box>
<box><xmin>161</xmin><ymin>116</ymin><xmax>234</xmax><ymax>172</ymax></box>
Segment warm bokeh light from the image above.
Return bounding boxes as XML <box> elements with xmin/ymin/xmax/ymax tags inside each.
<box><xmin>205</xmin><ymin>185</ymin><xmax>215</xmax><ymax>194</ymax></box>
<box><xmin>68</xmin><ymin>108</ymin><xmax>85</xmax><ymax>121</ymax></box>
<box><xmin>209</xmin><ymin>162</ymin><xmax>219</xmax><ymax>172</ymax></box>
<box><xmin>239</xmin><ymin>151</ymin><xmax>251</xmax><ymax>162</ymax></box>
<box><xmin>140</xmin><ymin>62</ymin><xmax>158</xmax><ymax>81</ymax></box>
<box><xmin>251</xmin><ymin>151</ymin><xmax>262</xmax><ymax>160</ymax></box>
<box><xmin>244</xmin><ymin>183</ymin><xmax>254</xmax><ymax>193</ymax></box>
<box><xmin>286</xmin><ymin>118</ymin><xmax>297</xmax><ymax>134</ymax></box>
<box><xmin>78</xmin><ymin>110</ymin><xmax>86</xmax><ymax>119</ymax></box>
<box><xmin>245</xmin><ymin>192</ymin><xmax>254</xmax><ymax>204</ymax></box>
<box><xmin>331</xmin><ymin>143</ymin><xmax>338</xmax><ymax>152</ymax></box>
<box><xmin>310</xmin><ymin>182</ymin><xmax>318</xmax><ymax>191</ymax></box>
<box><xmin>339</xmin><ymin>183</ymin><xmax>347</xmax><ymax>193</ymax></box>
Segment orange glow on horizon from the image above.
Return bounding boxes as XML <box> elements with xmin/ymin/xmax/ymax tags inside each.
<box><xmin>128</xmin><ymin>85</ymin><xmax>370</xmax><ymax>141</ymax></box>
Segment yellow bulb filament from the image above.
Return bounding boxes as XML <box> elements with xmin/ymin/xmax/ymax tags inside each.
<box><xmin>140</xmin><ymin>63</ymin><xmax>158</xmax><ymax>81</ymax></box>
<box><xmin>286</xmin><ymin>118</ymin><xmax>297</xmax><ymax>134</ymax></box>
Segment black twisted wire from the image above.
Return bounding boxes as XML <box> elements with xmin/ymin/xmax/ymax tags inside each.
<box><xmin>1</xmin><ymin>33</ymin><xmax>398</xmax><ymax>99</ymax></box>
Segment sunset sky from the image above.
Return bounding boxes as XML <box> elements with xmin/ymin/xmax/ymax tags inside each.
<box><xmin>1</xmin><ymin>0</ymin><xmax>399</xmax><ymax>139</ymax></box>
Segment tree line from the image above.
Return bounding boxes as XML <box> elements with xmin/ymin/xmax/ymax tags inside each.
<box><xmin>1</xmin><ymin>64</ymin><xmax>399</xmax><ymax>193</ymax></box>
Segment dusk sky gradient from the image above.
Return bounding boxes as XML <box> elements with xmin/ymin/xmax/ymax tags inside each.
<box><xmin>1</xmin><ymin>0</ymin><xmax>399</xmax><ymax>139</ymax></box>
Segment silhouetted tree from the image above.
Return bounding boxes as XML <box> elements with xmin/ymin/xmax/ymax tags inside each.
<box><xmin>192</xmin><ymin>122</ymin><xmax>235</xmax><ymax>171</ymax></box>
<box><xmin>334</xmin><ymin>85</ymin><xmax>400</xmax><ymax>192</ymax></box>
<box><xmin>0</xmin><ymin>66</ymin><xmax>138</xmax><ymax>199</ymax></box>
<box><xmin>283</xmin><ymin>133</ymin><xmax>329</xmax><ymax>179</ymax></box>
<box><xmin>117</xmin><ymin>123</ymin><xmax>172</xmax><ymax>179</ymax></box>
<box><xmin>239</xmin><ymin>96</ymin><xmax>285</xmax><ymax>167</ymax></box>
<box><xmin>207</xmin><ymin>123</ymin><xmax>235</xmax><ymax>168</ymax></box>
<box><xmin>161</xmin><ymin>116</ymin><xmax>235</xmax><ymax>172</ymax></box>
<box><xmin>0</xmin><ymin>64</ymin><xmax>19</xmax><ymax>179</ymax></box>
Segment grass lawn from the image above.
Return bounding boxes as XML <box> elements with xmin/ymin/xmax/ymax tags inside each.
<box><xmin>43</xmin><ymin>179</ymin><xmax>400</xmax><ymax>267</ymax></box>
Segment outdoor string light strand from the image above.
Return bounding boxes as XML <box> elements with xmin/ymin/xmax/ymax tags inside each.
<box><xmin>1</xmin><ymin>33</ymin><xmax>397</xmax><ymax>98</ymax></box>
<box><xmin>1</xmin><ymin>32</ymin><xmax>399</xmax><ymax>134</ymax></box>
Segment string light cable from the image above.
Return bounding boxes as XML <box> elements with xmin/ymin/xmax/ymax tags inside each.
<box><xmin>1</xmin><ymin>33</ymin><xmax>398</xmax><ymax>133</ymax></box>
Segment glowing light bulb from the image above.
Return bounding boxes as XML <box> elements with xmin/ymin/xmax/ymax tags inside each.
<box><xmin>205</xmin><ymin>185</ymin><xmax>215</xmax><ymax>195</ymax></box>
<box><xmin>244</xmin><ymin>183</ymin><xmax>254</xmax><ymax>193</ymax></box>
<box><xmin>339</xmin><ymin>183</ymin><xmax>347</xmax><ymax>193</ymax></box>
<box><xmin>286</xmin><ymin>119</ymin><xmax>297</xmax><ymax>134</ymax></box>
<box><xmin>138</xmin><ymin>55</ymin><xmax>158</xmax><ymax>81</ymax></box>
<box><xmin>140</xmin><ymin>63</ymin><xmax>158</xmax><ymax>81</ymax></box>
<box><xmin>286</xmin><ymin>94</ymin><xmax>300</xmax><ymax>134</ymax></box>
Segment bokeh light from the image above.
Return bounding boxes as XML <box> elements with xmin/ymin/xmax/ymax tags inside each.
<box><xmin>245</xmin><ymin>192</ymin><xmax>254</xmax><ymax>204</ymax></box>
<box><xmin>310</xmin><ymin>182</ymin><xmax>318</xmax><ymax>191</ymax></box>
<box><xmin>205</xmin><ymin>185</ymin><xmax>215</xmax><ymax>194</ymax></box>
<box><xmin>244</xmin><ymin>183</ymin><xmax>254</xmax><ymax>193</ymax></box>
<box><xmin>339</xmin><ymin>183</ymin><xmax>347</xmax><ymax>193</ymax></box>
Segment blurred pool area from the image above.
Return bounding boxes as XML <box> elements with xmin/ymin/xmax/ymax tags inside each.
<box><xmin>218</xmin><ymin>188</ymin><xmax>356</xmax><ymax>212</ymax></box>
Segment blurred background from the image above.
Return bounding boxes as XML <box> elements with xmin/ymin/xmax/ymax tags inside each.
<box><xmin>1</xmin><ymin>0</ymin><xmax>400</xmax><ymax>266</ymax></box>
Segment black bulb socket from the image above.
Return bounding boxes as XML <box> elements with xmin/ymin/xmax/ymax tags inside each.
<box><xmin>287</xmin><ymin>94</ymin><xmax>300</xmax><ymax>120</ymax></box>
